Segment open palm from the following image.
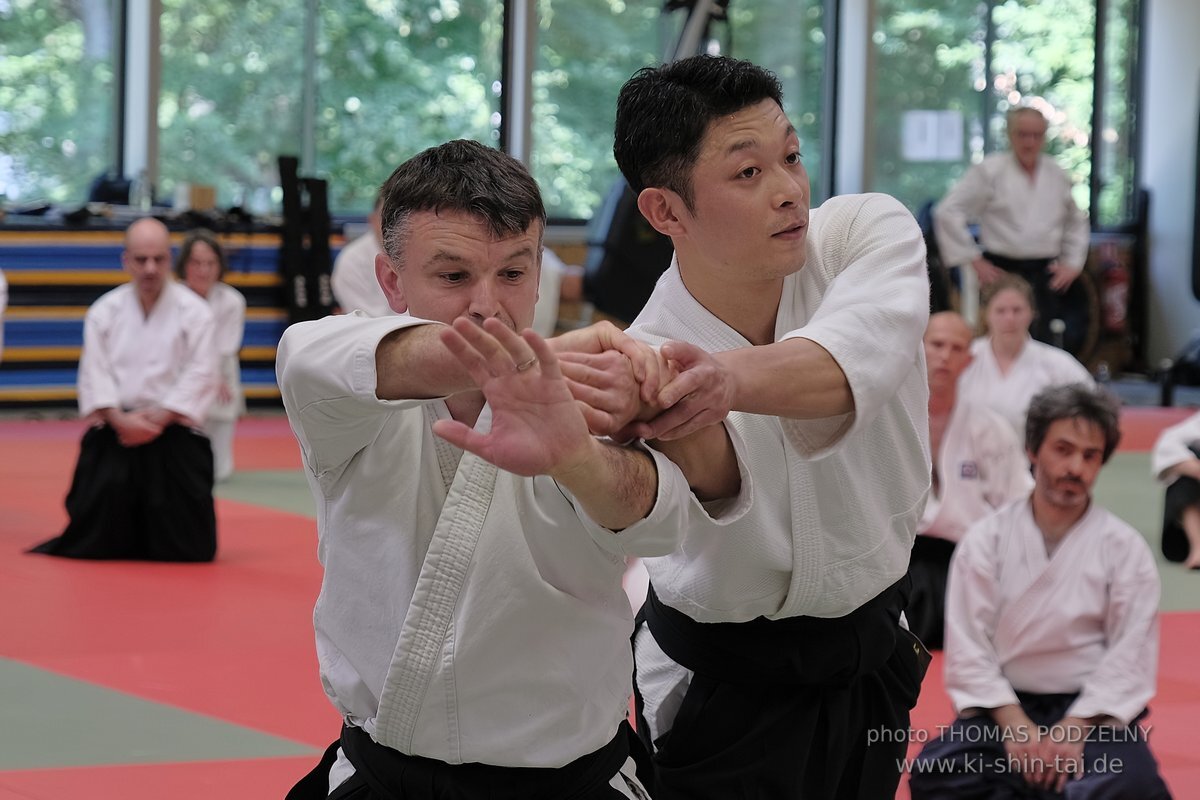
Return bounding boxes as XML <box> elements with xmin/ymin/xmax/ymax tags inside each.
<box><xmin>433</xmin><ymin>318</ymin><xmax>593</xmax><ymax>477</ymax></box>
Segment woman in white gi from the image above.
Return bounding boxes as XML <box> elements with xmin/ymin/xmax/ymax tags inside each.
<box><xmin>958</xmin><ymin>273</ymin><xmax>1093</xmax><ymax>437</ymax></box>
<box><xmin>1151</xmin><ymin>409</ymin><xmax>1200</xmax><ymax>568</ymax></box>
<box><xmin>909</xmin><ymin>384</ymin><xmax>1171</xmax><ymax>799</ymax></box>
<box><xmin>176</xmin><ymin>230</ymin><xmax>245</xmax><ymax>482</ymax></box>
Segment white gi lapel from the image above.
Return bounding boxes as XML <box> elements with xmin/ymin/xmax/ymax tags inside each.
<box><xmin>374</xmin><ymin>406</ymin><xmax>498</xmax><ymax>756</ymax></box>
<box><xmin>992</xmin><ymin>504</ymin><xmax>1093</xmax><ymax>656</ymax></box>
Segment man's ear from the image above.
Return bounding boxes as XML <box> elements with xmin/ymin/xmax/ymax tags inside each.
<box><xmin>636</xmin><ymin>188</ymin><xmax>688</xmax><ymax>238</ymax></box>
<box><xmin>375</xmin><ymin>253</ymin><xmax>408</xmax><ymax>314</ymax></box>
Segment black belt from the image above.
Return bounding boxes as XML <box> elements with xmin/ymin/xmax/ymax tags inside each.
<box><xmin>339</xmin><ymin>720</ymin><xmax>631</xmax><ymax>800</ymax></box>
<box><xmin>642</xmin><ymin>576</ymin><xmax>910</xmax><ymax>688</ymax></box>
<box><xmin>982</xmin><ymin>251</ymin><xmax>1055</xmax><ymax>272</ymax></box>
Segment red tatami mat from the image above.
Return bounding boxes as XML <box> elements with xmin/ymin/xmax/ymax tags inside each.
<box><xmin>3</xmin><ymin>413</ymin><xmax>1198</xmax><ymax>798</ymax></box>
<box><xmin>0</xmin><ymin>757</ymin><xmax>320</xmax><ymax>800</ymax></box>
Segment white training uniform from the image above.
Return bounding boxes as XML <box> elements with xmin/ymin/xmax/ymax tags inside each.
<box><xmin>1151</xmin><ymin>410</ymin><xmax>1200</xmax><ymax>484</ymax></box>
<box><xmin>628</xmin><ymin>193</ymin><xmax>931</xmax><ymax>739</ymax></box>
<box><xmin>957</xmin><ymin>336</ymin><xmax>1094</xmax><ymax>438</ymax></box>
<box><xmin>78</xmin><ymin>281</ymin><xmax>217</xmax><ymax>424</ymax></box>
<box><xmin>920</xmin><ymin>402</ymin><xmax>1033</xmax><ymax>543</ymax></box>
<box><xmin>331</xmin><ymin>232</ymin><xmax>392</xmax><ymax>317</ymax></box>
<box><xmin>276</xmin><ymin>312</ymin><xmax>693</xmax><ymax>791</ymax></box>
<box><xmin>944</xmin><ymin>499</ymin><xmax>1160</xmax><ymax>725</ymax></box>
<box><xmin>933</xmin><ymin>152</ymin><xmax>1091</xmax><ymax>272</ymax></box>
<box><xmin>197</xmin><ymin>281</ymin><xmax>246</xmax><ymax>481</ymax></box>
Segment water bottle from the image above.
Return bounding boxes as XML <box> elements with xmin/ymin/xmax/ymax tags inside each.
<box><xmin>130</xmin><ymin>169</ymin><xmax>152</xmax><ymax>212</ymax></box>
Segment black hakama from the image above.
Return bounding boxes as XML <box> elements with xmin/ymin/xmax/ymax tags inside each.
<box><xmin>908</xmin><ymin>692</ymin><xmax>1172</xmax><ymax>799</ymax></box>
<box><xmin>1160</xmin><ymin>443</ymin><xmax>1200</xmax><ymax>562</ymax></box>
<box><xmin>633</xmin><ymin>576</ymin><xmax>929</xmax><ymax>800</ymax></box>
<box><xmin>905</xmin><ymin>534</ymin><xmax>958</xmax><ymax>650</ymax></box>
<box><xmin>30</xmin><ymin>423</ymin><xmax>216</xmax><ymax>562</ymax></box>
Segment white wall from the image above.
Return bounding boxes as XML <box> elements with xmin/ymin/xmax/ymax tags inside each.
<box><xmin>1142</xmin><ymin>0</ymin><xmax>1200</xmax><ymax>363</ymax></box>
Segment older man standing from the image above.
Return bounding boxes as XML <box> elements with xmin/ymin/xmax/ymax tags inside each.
<box><xmin>31</xmin><ymin>217</ymin><xmax>219</xmax><ymax>561</ymax></box>
<box><xmin>934</xmin><ymin>107</ymin><xmax>1091</xmax><ymax>348</ymax></box>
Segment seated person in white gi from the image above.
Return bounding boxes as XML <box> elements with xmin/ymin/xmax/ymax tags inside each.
<box><xmin>277</xmin><ymin>140</ymin><xmax>734</xmax><ymax>800</ymax></box>
<box><xmin>907</xmin><ymin>311</ymin><xmax>1032</xmax><ymax>649</ymax></box>
<box><xmin>604</xmin><ymin>55</ymin><xmax>932</xmax><ymax>800</ymax></box>
<box><xmin>1151</xmin><ymin>409</ymin><xmax>1200</xmax><ymax>568</ymax></box>
<box><xmin>958</xmin><ymin>273</ymin><xmax>1093</xmax><ymax>438</ymax></box>
<box><xmin>31</xmin><ymin>217</ymin><xmax>219</xmax><ymax>562</ymax></box>
<box><xmin>909</xmin><ymin>383</ymin><xmax>1171</xmax><ymax>799</ymax></box>
<box><xmin>176</xmin><ymin>229</ymin><xmax>246</xmax><ymax>482</ymax></box>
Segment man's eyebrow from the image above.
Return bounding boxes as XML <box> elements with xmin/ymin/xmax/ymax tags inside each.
<box><xmin>724</xmin><ymin>125</ymin><xmax>798</xmax><ymax>157</ymax></box>
<box><xmin>425</xmin><ymin>251</ymin><xmax>468</xmax><ymax>267</ymax></box>
<box><xmin>501</xmin><ymin>245</ymin><xmax>538</xmax><ymax>262</ymax></box>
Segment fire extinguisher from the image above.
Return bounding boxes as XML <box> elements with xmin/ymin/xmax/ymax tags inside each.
<box><xmin>1098</xmin><ymin>242</ymin><xmax>1129</xmax><ymax>334</ymax></box>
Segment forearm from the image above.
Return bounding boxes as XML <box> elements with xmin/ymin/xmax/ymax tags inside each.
<box><xmin>554</xmin><ymin>438</ymin><xmax>658</xmax><ymax>531</ymax></box>
<box><xmin>375</xmin><ymin>323</ymin><xmax>478</xmax><ymax>400</ymax></box>
<box><xmin>649</xmin><ymin>423</ymin><xmax>739</xmax><ymax>502</ymax></box>
<box><xmin>715</xmin><ymin>338</ymin><xmax>852</xmax><ymax>419</ymax></box>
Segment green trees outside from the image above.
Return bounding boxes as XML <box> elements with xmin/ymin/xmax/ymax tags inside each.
<box><xmin>0</xmin><ymin>0</ymin><xmax>1139</xmax><ymax>224</ymax></box>
<box><xmin>0</xmin><ymin>0</ymin><xmax>115</xmax><ymax>206</ymax></box>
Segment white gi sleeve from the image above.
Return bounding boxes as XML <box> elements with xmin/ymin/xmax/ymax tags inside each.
<box><xmin>943</xmin><ymin>518</ymin><xmax>1023</xmax><ymax>714</ymax></box>
<box><xmin>1151</xmin><ymin>411</ymin><xmax>1200</xmax><ymax>482</ymax></box>
<box><xmin>1057</xmin><ymin>182</ymin><xmax>1091</xmax><ymax>271</ymax></box>
<box><xmin>780</xmin><ymin>193</ymin><xmax>930</xmax><ymax>433</ymax></box>
<box><xmin>933</xmin><ymin>163</ymin><xmax>992</xmax><ymax>268</ymax></box>
<box><xmin>77</xmin><ymin>301</ymin><xmax>122</xmax><ymax>417</ymax></box>
<box><xmin>568</xmin><ymin>443</ymin><xmax>696</xmax><ymax>558</ymax></box>
<box><xmin>161</xmin><ymin>300</ymin><xmax>219</xmax><ymax>423</ymax></box>
<box><xmin>276</xmin><ymin>312</ymin><xmax>440</xmax><ymax>473</ymax></box>
<box><xmin>214</xmin><ymin>285</ymin><xmax>247</xmax><ymax>359</ymax></box>
<box><xmin>1065</xmin><ymin>534</ymin><xmax>1161</xmax><ymax>725</ymax></box>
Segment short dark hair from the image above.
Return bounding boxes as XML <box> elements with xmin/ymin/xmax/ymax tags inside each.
<box><xmin>614</xmin><ymin>55</ymin><xmax>785</xmax><ymax>210</ymax></box>
<box><xmin>377</xmin><ymin>139</ymin><xmax>546</xmax><ymax>268</ymax></box>
<box><xmin>173</xmin><ymin>229</ymin><xmax>227</xmax><ymax>280</ymax></box>
<box><xmin>1025</xmin><ymin>383</ymin><xmax>1122</xmax><ymax>463</ymax></box>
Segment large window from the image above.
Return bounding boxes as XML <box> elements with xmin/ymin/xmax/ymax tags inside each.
<box><xmin>158</xmin><ymin>0</ymin><xmax>306</xmax><ymax>213</ymax></box>
<box><xmin>868</xmin><ymin>0</ymin><xmax>1140</xmax><ymax>228</ymax></box>
<box><xmin>315</xmin><ymin>2</ymin><xmax>503</xmax><ymax>213</ymax></box>
<box><xmin>531</xmin><ymin>1</ymin><xmax>662</xmax><ymax>220</ymax></box>
<box><xmin>0</xmin><ymin>1</ymin><xmax>1144</xmax><ymax>226</ymax></box>
<box><xmin>0</xmin><ymin>0</ymin><xmax>117</xmax><ymax>205</ymax></box>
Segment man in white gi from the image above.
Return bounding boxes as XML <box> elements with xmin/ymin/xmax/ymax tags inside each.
<box><xmin>30</xmin><ymin>217</ymin><xmax>219</xmax><ymax>561</ymax></box>
<box><xmin>934</xmin><ymin>107</ymin><xmax>1091</xmax><ymax>351</ymax></box>
<box><xmin>277</xmin><ymin>140</ymin><xmax>727</xmax><ymax>800</ymax></box>
<box><xmin>1151</xmin><ymin>409</ymin><xmax>1200</xmax><ymax>568</ymax></box>
<box><xmin>607</xmin><ymin>55</ymin><xmax>932</xmax><ymax>799</ymax></box>
<box><xmin>907</xmin><ymin>311</ymin><xmax>1031</xmax><ymax>649</ymax></box>
<box><xmin>330</xmin><ymin>192</ymin><xmax>391</xmax><ymax>317</ymax></box>
<box><xmin>909</xmin><ymin>384</ymin><xmax>1171</xmax><ymax>799</ymax></box>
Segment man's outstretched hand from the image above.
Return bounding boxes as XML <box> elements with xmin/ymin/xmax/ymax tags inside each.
<box><xmin>432</xmin><ymin>317</ymin><xmax>597</xmax><ymax>479</ymax></box>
